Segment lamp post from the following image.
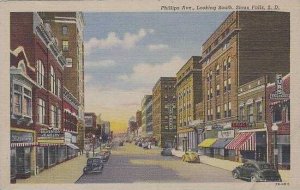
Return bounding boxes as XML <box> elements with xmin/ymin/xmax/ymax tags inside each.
<box><xmin>92</xmin><ymin>134</ymin><xmax>95</xmax><ymax>157</ymax></box>
<box><xmin>272</xmin><ymin>123</ymin><xmax>279</xmax><ymax>171</ymax></box>
<box><xmin>99</xmin><ymin>136</ymin><xmax>102</xmax><ymax>151</ymax></box>
<box><xmin>174</xmin><ymin>135</ymin><xmax>177</xmax><ymax>150</ymax></box>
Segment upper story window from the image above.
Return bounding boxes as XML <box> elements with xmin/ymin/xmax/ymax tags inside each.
<box><xmin>216</xmin><ymin>105</ymin><xmax>221</xmax><ymax>119</ymax></box>
<box><xmin>66</xmin><ymin>58</ymin><xmax>73</xmax><ymax>67</ymax></box>
<box><xmin>223</xmin><ymin>60</ymin><xmax>227</xmax><ymax>71</ymax></box>
<box><xmin>13</xmin><ymin>84</ymin><xmax>32</xmax><ymax>117</ymax></box>
<box><xmin>247</xmin><ymin>103</ymin><xmax>254</xmax><ymax>123</ymax></box>
<box><xmin>57</xmin><ymin>79</ymin><xmax>61</xmax><ymax>97</ymax></box>
<box><xmin>216</xmin><ymin>64</ymin><xmax>220</xmax><ymax>75</ymax></box>
<box><xmin>224</xmin><ymin>80</ymin><xmax>227</xmax><ymax>92</ymax></box>
<box><xmin>228</xmin><ymin>102</ymin><xmax>232</xmax><ymax>117</ymax></box>
<box><xmin>224</xmin><ymin>103</ymin><xmax>227</xmax><ymax>118</ymax></box>
<box><xmin>273</xmin><ymin>105</ymin><xmax>282</xmax><ymax>123</ymax></box>
<box><xmin>256</xmin><ymin>101</ymin><xmax>263</xmax><ymax>121</ymax></box>
<box><xmin>50</xmin><ymin>66</ymin><xmax>56</xmax><ymax>95</ymax></box>
<box><xmin>286</xmin><ymin>103</ymin><xmax>290</xmax><ymax>122</ymax></box>
<box><xmin>62</xmin><ymin>40</ymin><xmax>69</xmax><ymax>51</ymax></box>
<box><xmin>62</xmin><ymin>26</ymin><xmax>68</xmax><ymax>35</ymax></box>
<box><xmin>227</xmin><ymin>57</ymin><xmax>231</xmax><ymax>70</ymax></box>
<box><xmin>228</xmin><ymin>78</ymin><xmax>231</xmax><ymax>91</ymax></box>
<box><xmin>216</xmin><ymin>84</ymin><xmax>220</xmax><ymax>96</ymax></box>
<box><xmin>37</xmin><ymin>98</ymin><xmax>46</xmax><ymax>124</ymax></box>
<box><xmin>239</xmin><ymin>106</ymin><xmax>244</xmax><ymax>121</ymax></box>
<box><xmin>36</xmin><ymin>60</ymin><xmax>45</xmax><ymax>87</ymax></box>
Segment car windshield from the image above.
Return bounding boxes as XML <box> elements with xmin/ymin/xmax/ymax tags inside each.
<box><xmin>258</xmin><ymin>163</ymin><xmax>273</xmax><ymax>170</ymax></box>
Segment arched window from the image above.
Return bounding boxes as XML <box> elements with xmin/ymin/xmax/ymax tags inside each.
<box><xmin>36</xmin><ymin>60</ymin><xmax>44</xmax><ymax>87</ymax></box>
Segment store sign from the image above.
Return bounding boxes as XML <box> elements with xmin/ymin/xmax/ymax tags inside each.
<box><xmin>232</xmin><ymin>122</ymin><xmax>248</xmax><ymax>128</ymax></box>
<box><xmin>11</xmin><ymin>131</ymin><xmax>33</xmax><ymax>143</ymax></box>
<box><xmin>168</xmin><ymin>104</ymin><xmax>174</xmax><ymax>129</ymax></box>
<box><xmin>38</xmin><ymin>128</ymin><xmax>64</xmax><ymax>138</ymax></box>
<box><xmin>218</xmin><ymin>130</ymin><xmax>234</xmax><ymax>139</ymax></box>
<box><xmin>270</xmin><ymin>74</ymin><xmax>289</xmax><ymax>100</ymax></box>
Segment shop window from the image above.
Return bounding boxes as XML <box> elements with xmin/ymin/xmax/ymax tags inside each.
<box><xmin>247</xmin><ymin>104</ymin><xmax>254</xmax><ymax>123</ymax></box>
<box><xmin>62</xmin><ymin>40</ymin><xmax>69</xmax><ymax>51</ymax></box>
<box><xmin>36</xmin><ymin>60</ymin><xmax>45</xmax><ymax>87</ymax></box>
<box><xmin>273</xmin><ymin>105</ymin><xmax>282</xmax><ymax>123</ymax></box>
<box><xmin>256</xmin><ymin>101</ymin><xmax>263</xmax><ymax>121</ymax></box>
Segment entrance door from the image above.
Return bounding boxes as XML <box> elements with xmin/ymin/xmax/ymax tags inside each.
<box><xmin>256</xmin><ymin>146</ymin><xmax>267</xmax><ymax>161</ymax></box>
<box><xmin>282</xmin><ymin>145</ymin><xmax>290</xmax><ymax>166</ymax></box>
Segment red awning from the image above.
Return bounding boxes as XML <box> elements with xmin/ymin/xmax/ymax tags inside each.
<box><xmin>225</xmin><ymin>132</ymin><xmax>256</xmax><ymax>151</ymax></box>
<box><xmin>10</xmin><ymin>142</ymin><xmax>38</xmax><ymax>148</ymax></box>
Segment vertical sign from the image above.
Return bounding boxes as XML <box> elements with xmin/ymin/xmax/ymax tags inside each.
<box><xmin>168</xmin><ymin>104</ymin><xmax>174</xmax><ymax>129</ymax></box>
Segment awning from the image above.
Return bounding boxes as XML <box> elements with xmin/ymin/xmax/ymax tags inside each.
<box><xmin>225</xmin><ymin>132</ymin><xmax>256</xmax><ymax>151</ymax></box>
<box><xmin>198</xmin><ymin>138</ymin><xmax>217</xmax><ymax>148</ymax></box>
<box><xmin>212</xmin><ymin>138</ymin><xmax>233</xmax><ymax>149</ymax></box>
<box><xmin>11</xmin><ymin>142</ymin><xmax>38</xmax><ymax>148</ymax></box>
<box><xmin>66</xmin><ymin>143</ymin><xmax>80</xmax><ymax>150</ymax></box>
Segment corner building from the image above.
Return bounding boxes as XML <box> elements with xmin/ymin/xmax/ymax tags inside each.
<box><xmin>199</xmin><ymin>11</ymin><xmax>290</xmax><ymax>160</ymax></box>
<box><xmin>152</xmin><ymin>77</ymin><xmax>177</xmax><ymax>148</ymax></box>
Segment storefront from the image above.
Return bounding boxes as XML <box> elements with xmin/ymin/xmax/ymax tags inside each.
<box><xmin>212</xmin><ymin>130</ymin><xmax>234</xmax><ymax>159</ymax></box>
<box><xmin>276</xmin><ymin>135</ymin><xmax>290</xmax><ymax>169</ymax></box>
<box><xmin>198</xmin><ymin>138</ymin><xmax>217</xmax><ymax>157</ymax></box>
<box><xmin>10</xmin><ymin>130</ymin><xmax>36</xmax><ymax>179</ymax></box>
<box><xmin>225</xmin><ymin>132</ymin><xmax>256</xmax><ymax>162</ymax></box>
<box><xmin>65</xmin><ymin>132</ymin><xmax>79</xmax><ymax>159</ymax></box>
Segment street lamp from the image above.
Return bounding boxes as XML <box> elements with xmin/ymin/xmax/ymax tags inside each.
<box><xmin>99</xmin><ymin>136</ymin><xmax>102</xmax><ymax>151</ymax></box>
<box><xmin>272</xmin><ymin>123</ymin><xmax>279</xmax><ymax>170</ymax></box>
<box><xmin>174</xmin><ymin>135</ymin><xmax>177</xmax><ymax>150</ymax></box>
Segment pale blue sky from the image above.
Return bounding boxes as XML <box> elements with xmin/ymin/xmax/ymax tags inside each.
<box><xmin>83</xmin><ymin>12</ymin><xmax>230</xmax><ymax>132</ymax></box>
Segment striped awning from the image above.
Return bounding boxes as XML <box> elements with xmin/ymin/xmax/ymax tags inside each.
<box><xmin>225</xmin><ymin>132</ymin><xmax>256</xmax><ymax>151</ymax></box>
<box><xmin>11</xmin><ymin>142</ymin><xmax>38</xmax><ymax>147</ymax></box>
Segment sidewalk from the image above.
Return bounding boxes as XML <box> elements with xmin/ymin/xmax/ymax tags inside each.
<box><xmin>17</xmin><ymin>154</ymin><xmax>87</xmax><ymax>184</ymax></box>
<box><xmin>171</xmin><ymin>149</ymin><xmax>290</xmax><ymax>182</ymax></box>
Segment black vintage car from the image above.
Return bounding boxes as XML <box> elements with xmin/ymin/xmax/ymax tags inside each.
<box><xmin>83</xmin><ymin>157</ymin><xmax>104</xmax><ymax>174</ymax></box>
<box><xmin>161</xmin><ymin>148</ymin><xmax>173</xmax><ymax>156</ymax></box>
<box><xmin>232</xmin><ymin>161</ymin><xmax>282</xmax><ymax>182</ymax></box>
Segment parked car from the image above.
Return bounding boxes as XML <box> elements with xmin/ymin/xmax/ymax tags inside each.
<box><xmin>119</xmin><ymin>141</ymin><xmax>124</xmax><ymax>146</ymax></box>
<box><xmin>181</xmin><ymin>151</ymin><xmax>200</xmax><ymax>163</ymax></box>
<box><xmin>161</xmin><ymin>148</ymin><xmax>173</xmax><ymax>156</ymax></box>
<box><xmin>83</xmin><ymin>157</ymin><xmax>104</xmax><ymax>174</ymax></box>
<box><xmin>232</xmin><ymin>161</ymin><xmax>282</xmax><ymax>182</ymax></box>
<box><xmin>95</xmin><ymin>152</ymin><xmax>109</xmax><ymax>162</ymax></box>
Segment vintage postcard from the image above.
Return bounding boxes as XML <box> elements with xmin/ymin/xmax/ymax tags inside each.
<box><xmin>0</xmin><ymin>0</ymin><xmax>300</xmax><ymax>190</ymax></box>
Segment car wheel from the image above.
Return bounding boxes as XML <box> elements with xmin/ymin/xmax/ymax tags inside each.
<box><xmin>250</xmin><ymin>175</ymin><xmax>258</xmax><ymax>182</ymax></box>
<box><xmin>232</xmin><ymin>171</ymin><xmax>239</xmax><ymax>179</ymax></box>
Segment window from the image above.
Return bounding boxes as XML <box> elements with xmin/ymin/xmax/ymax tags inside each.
<box><xmin>207</xmin><ymin>73</ymin><xmax>210</xmax><ymax>81</ymax></box>
<box><xmin>224</xmin><ymin>80</ymin><xmax>227</xmax><ymax>92</ymax></box>
<box><xmin>62</xmin><ymin>26</ymin><xmax>68</xmax><ymax>35</ymax></box>
<box><xmin>216</xmin><ymin>64</ymin><xmax>220</xmax><ymax>75</ymax></box>
<box><xmin>210</xmin><ymin>88</ymin><xmax>213</xmax><ymax>98</ymax></box>
<box><xmin>210</xmin><ymin>70</ymin><xmax>213</xmax><ymax>80</ymax></box>
<box><xmin>228</xmin><ymin>78</ymin><xmax>231</xmax><ymax>91</ymax></box>
<box><xmin>13</xmin><ymin>84</ymin><xmax>32</xmax><ymax>117</ymax></box>
<box><xmin>36</xmin><ymin>60</ymin><xmax>44</xmax><ymax>87</ymax></box>
<box><xmin>224</xmin><ymin>103</ymin><xmax>227</xmax><ymax>118</ymax></box>
<box><xmin>210</xmin><ymin>108</ymin><xmax>213</xmax><ymax>120</ymax></box>
<box><xmin>273</xmin><ymin>105</ymin><xmax>282</xmax><ymax>123</ymax></box>
<box><xmin>223</xmin><ymin>60</ymin><xmax>227</xmax><ymax>70</ymax></box>
<box><xmin>228</xmin><ymin>102</ymin><xmax>232</xmax><ymax>117</ymax></box>
<box><xmin>57</xmin><ymin>79</ymin><xmax>61</xmax><ymax>97</ymax></box>
<box><xmin>216</xmin><ymin>106</ymin><xmax>221</xmax><ymax>119</ymax></box>
<box><xmin>207</xmin><ymin>89</ymin><xmax>210</xmax><ymax>100</ymax></box>
<box><xmin>247</xmin><ymin>104</ymin><xmax>254</xmax><ymax>123</ymax></box>
<box><xmin>62</xmin><ymin>40</ymin><xmax>69</xmax><ymax>51</ymax></box>
<box><xmin>286</xmin><ymin>103</ymin><xmax>290</xmax><ymax>122</ymax></box>
<box><xmin>257</xmin><ymin>101</ymin><xmax>263</xmax><ymax>121</ymax></box>
<box><xmin>207</xmin><ymin>109</ymin><xmax>210</xmax><ymax>121</ymax></box>
<box><xmin>216</xmin><ymin>84</ymin><xmax>220</xmax><ymax>96</ymax></box>
<box><xmin>227</xmin><ymin>57</ymin><xmax>231</xmax><ymax>70</ymax></box>
<box><xmin>239</xmin><ymin>106</ymin><xmax>244</xmax><ymax>121</ymax></box>
<box><xmin>13</xmin><ymin>84</ymin><xmax>22</xmax><ymax>115</ymax></box>
<box><xmin>50</xmin><ymin>66</ymin><xmax>56</xmax><ymax>95</ymax></box>
<box><xmin>37</xmin><ymin>99</ymin><xmax>46</xmax><ymax>124</ymax></box>
<box><xmin>66</xmin><ymin>58</ymin><xmax>73</xmax><ymax>67</ymax></box>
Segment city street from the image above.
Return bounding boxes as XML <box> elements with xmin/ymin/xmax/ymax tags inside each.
<box><xmin>76</xmin><ymin>143</ymin><xmax>242</xmax><ymax>183</ymax></box>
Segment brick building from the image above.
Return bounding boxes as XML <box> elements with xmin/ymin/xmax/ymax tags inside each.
<box><xmin>10</xmin><ymin>12</ymin><xmax>68</xmax><ymax>178</ymax></box>
<box><xmin>39</xmin><ymin>12</ymin><xmax>86</xmax><ymax>153</ymax></box>
<box><xmin>176</xmin><ymin>56</ymin><xmax>203</xmax><ymax>151</ymax></box>
<box><xmin>266</xmin><ymin>74</ymin><xmax>290</xmax><ymax>169</ymax></box>
<box><xmin>84</xmin><ymin>112</ymin><xmax>97</xmax><ymax>138</ymax></box>
<box><xmin>136</xmin><ymin>110</ymin><xmax>142</xmax><ymax>136</ymax></box>
<box><xmin>152</xmin><ymin>77</ymin><xmax>177</xmax><ymax>148</ymax></box>
<box><xmin>198</xmin><ymin>11</ymin><xmax>290</xmax><ymax>158</ymax></box>
<box><xmin>141</xmin><ymin>95</ymin><xmax>153</xmax><ymax>137</ymax></box>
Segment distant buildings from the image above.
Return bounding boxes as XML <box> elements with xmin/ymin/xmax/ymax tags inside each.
<box><xmin>152</xmin><ymin>77</ymin><xmax>177</xmax><ymax>148</ymax></box>
<box><xmin>136</xmin><ymin>110</ymin><xmax>142</xmax><ymax>136</ymax></box>
<box><xmin>141</xmin><ymin>95</ymin><xmax>153</xmax><ymax>137</ymax></box>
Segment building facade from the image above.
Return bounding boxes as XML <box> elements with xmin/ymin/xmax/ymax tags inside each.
<box><xmin>266</xmin><ymin>74</ymin><xmax>290</xmax><ymax>169</ymax></box>
<box><xmin>152</xmin><ymin>77</ymin><xmax>177</xmax><ymax>148</ymax></box>
<box><xmin>176</xmin><ymin>56</ymin><xmax>202</xmax><ymax>152</ymax></box>
<box><xmin>141</xmin><ymin>95</ymin><xmax>153</xmax><ymax>137</ymax></box>
<box><xmin>39</xmin><ymin>12</ymin><xmax>86</xmax><ymax>153</ymax></box>
<box><xmin>136</xmin><ymin>110</ymin><xmax>142</xmax><ymax>136</ymax></box>
<box><xmin>199</xmin><ymin>11</ymin><xmax>290</xmax><ymax>159</ymax></box>
<box><xmin>10</xmin><ymin>12</ymin><xmax>69</xmax><ymax>178</ymax></box>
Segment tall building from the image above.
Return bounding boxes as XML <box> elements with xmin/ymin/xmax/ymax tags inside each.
<box><xmin>141</xmin><ymin>95</ymin><xmax>153</xmax><ymax>137</ymax></box>
<box><xmin>152</xmin><ymin>77</ymin><xmax>177</xmax><ymax>148</ymax></box>
<box><xmin>39</xmin><ymin>12</ymin><xmax>86</xmax><ymax>152</ymax></box>
<box><xmin>136</xmin><ymin>110</ymin><xmax>142</xmax><ymax>136</ymax></box>
<box><xmin>84</xmin><ymin>112</ymin><xmax>97</xmax><ymax>138</ymax></box>
<box><xmin>176</xmin><ymin>56</ymin><xmax>202</xmax><ymax>151</ymax></box>
<box><xmin>198</xmin><ymin>11</ymin><xmax>290</xmax><ymax>162</ymax></box>
<box><xmin>10</xmin><ymin>12</ymin><xmax>68</xmax><ymax>177</ymax></box>
<box><xmin>201</xmin><ymin>11</ymin><xmax>289</xmax><ymax>134</ymax></box>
